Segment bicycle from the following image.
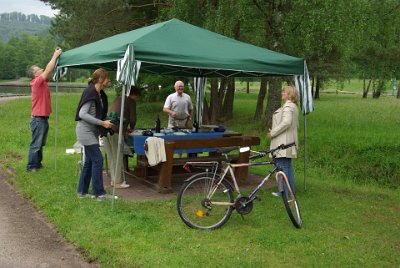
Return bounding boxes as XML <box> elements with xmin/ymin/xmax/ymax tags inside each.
<box><xmin>176</xmin><ymin>143</ymin><xmax>302</xmax><ymax>230</ymax></box>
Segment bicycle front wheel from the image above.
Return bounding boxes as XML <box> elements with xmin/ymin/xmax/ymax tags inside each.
<box><xmin>177</xmin><ymin>172</ymin><xmax>234</xmax><ymax>230</ymax></box>
<box><xmin>281</xmin><ymin>178</ymin><xmax>302</xmax><ymax>228</ymax></box>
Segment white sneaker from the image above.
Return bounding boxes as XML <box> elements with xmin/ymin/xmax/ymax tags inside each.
<box><xmin>112</xmin><ymin>182</ymin><xmax>131</xmax><ymax>189</ymax></box>
<box><xmin>271</xmin><ymin>192</ymin><xmax>282</xmax><ymax>197</ymax></box>
<box><xmin>77</xmin><ymin>193</ymin><xmax>91</xmax><ymax>199</ymax></box>
<box><xmin>95</xmin><ymin>194</ymin><xmax>119</xmax><ymax>201</ymax></box>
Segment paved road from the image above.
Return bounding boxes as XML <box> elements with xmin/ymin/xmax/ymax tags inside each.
<box><xmin>0</xmin><ymin>96</ymin><xmax>30</xmax><ymax>103</ymax></box>
<box><xmin>0</xmin><ymin>172</ymin><xmax>98</xmax><ymax>268</ymax></box>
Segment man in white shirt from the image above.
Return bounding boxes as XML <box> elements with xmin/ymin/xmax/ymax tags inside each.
<box><xmin>163</xmin><ymin>80</ymin><xmax>193</xmax><ymax>128</ymax></box>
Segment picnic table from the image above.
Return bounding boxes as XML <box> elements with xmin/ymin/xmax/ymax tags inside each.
<box><xmin>130</xmin><ymin>129</ymin><xmax>260</xmax><ymax>193</ymax></box>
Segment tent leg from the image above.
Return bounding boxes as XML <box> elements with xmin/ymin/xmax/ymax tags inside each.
<box><xmin>111</xmin><ymin>85</ymin><xmax>127</xmax><ymax>209</ymax></box>
<box><xmin>303</xmin><ymin>114</ymin><xmax>307</xmax><ymax>191</ymax></box>
<box><xmin>54</xmin><ymin>81</ymin><xmax>59</xmax><ymax>171</ymax></box>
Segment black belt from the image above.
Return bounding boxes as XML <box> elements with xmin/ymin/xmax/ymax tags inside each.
<box><xmin>33</xmin><ymin>116</ymin><xmax>49</xmax><ymax>119</ymax></box>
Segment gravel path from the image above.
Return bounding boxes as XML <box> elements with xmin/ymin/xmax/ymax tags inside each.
<box><xmin>0</xmin><ymin>96</ymin><xmax>30</xmax><ymax>103</ymax></box>
<box><xmin>0</xmin><ymin>94</ymin><xmax>98</xmax><ymax>267</ymax></box>
<box><xmin>0</xmin><ymin>172</ymin><xmax>98</xmax><ymax>268</ymax></box>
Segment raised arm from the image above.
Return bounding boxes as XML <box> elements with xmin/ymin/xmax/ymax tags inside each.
<box><xmin>41</xmin><ymin>48</ymin><xmax>62</xmax><ymax>81</ymax></box>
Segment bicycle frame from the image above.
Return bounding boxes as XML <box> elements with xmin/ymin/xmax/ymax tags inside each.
<box><xmin>178</xmin><ymin>142</ymin><xmax>302</xmax><ymax>230</ymax></box>
<box><xmin>232</xmin><ymin>161</ymin><xmax>279</xmax><ymax>198</ymax></box>
<box><xmin>186</xmin><ymin>159</ymin><xmax>282</xmax><ymax>207</ymax></box>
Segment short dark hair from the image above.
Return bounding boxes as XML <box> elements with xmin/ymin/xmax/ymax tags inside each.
<box><xmin>27</xmin><ymin>65</ymin><xmax>37</xmax><ymax>79</ymax></box>
<box><xmin>129</xmin><ymin>86</ymin><xmax>142</xmax><ymax>96</ymax></box>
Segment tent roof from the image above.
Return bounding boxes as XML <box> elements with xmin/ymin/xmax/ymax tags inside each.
<box><xmin>57</xmin><ymin>18</ymin><xmax>304</xmax><ymax>77</ymax></box>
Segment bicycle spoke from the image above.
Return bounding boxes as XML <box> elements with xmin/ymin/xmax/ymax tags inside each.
<box><xmin>177</xmin><ymin>173</ymin><xmax>234</xmax><ymax>230</ymax></box>
<box><xmin>282</xmin><ymin>187</ymin><xmax>302</xmax><ymax>228</ymax></box>
<box><xmin>278</xmin><ymin>172</ymin><xmax>302</xmax><ymax>228</ymax></box>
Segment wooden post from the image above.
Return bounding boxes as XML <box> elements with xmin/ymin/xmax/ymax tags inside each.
<box><xmin>234</xmin><ymin>136</ymin><xmax>251</xmax><ymax>180</ymax></box>
<box><xmin>134</xmin><ymin>155</ymin><xmax>148</xmax><ymax>179</ymax></box>
<box><xmin>158</xmin><ymin>141</ymin><xmax>175</xmax><ymax>193</ymax></box>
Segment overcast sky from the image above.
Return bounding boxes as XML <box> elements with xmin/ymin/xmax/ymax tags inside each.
<box><xmin>0</xmin><ymin>0</ymin><xmax>57</xmax><ymax>17</ymax></box>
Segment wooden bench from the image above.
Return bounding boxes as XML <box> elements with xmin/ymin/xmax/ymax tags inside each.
<box><xmin>134</xmin><ymin>135</ymin><xmax>260</xmax><ymax>193</ymax></box>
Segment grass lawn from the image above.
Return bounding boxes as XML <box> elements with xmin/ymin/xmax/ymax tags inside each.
<box><xmin>235</xmin><ymin>79</ymin><xmax>396</xmax><ymax>95</ymax></box>
<box><xmin>0</xmin><ymin>91</ymin><xmax>399</xmax><ymax>267</ymax></box>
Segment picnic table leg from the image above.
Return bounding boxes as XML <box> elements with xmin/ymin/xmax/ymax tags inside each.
<box><xmin>234</xmin><ymin>136</ymin><xmax>253</xmax><ymax>180</ymax></box>
<box><xmin>134</xmin><ymin>155</ymin><xmax>148</xmax><ymax>179</ymax></box>
<box><xmin>158</xmin><ymin>141</ymin><xmax>174</xmax><ymax>193</ymax></box>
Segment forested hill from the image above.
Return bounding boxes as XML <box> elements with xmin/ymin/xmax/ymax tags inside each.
<box><xmin>0</xmin><ymin>12</ymin><xmax>52</xmax><ymax>42</ymax></box>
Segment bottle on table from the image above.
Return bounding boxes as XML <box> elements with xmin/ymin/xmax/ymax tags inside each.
<box><xmin>193</xmin><ymin>120</ymin><xmax>199</xmax><ymax>133</ymax></box>
<box><xmin>155</xmin><ymin>114</ymin><xmax>161</xmax><ymax>133</ymax></box>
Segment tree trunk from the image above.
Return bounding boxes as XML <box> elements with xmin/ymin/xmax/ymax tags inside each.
<box><xmin>314</xmin><ymin>76</ymin><xmax>320</xmax><ymax>100</ymax></box>
<box><xmin>253</xmin><ymin>77</ymin><xmax>267</xmax><ymax>120</ymax></box>
<box><xmin>217</xmin><ymin>78</ymin><xmax>227</xmax><ymax>115</ymax></box>
<box><xmin>311</xmin><ymin>76</ymin><xmax>315</xmax><ymax>97</ymax></box>
<box><xmin>222</xmin><ymin>78</ymin><xmax>235</xmax><ymax>120</ymax></box>
<box><xmin>202</xmin><ymin>98</ymin><xmax>210</xmax><ymax>125</ymax></box>
<box><xmin>372</xmin><ymin>91</ymin><xmax>381</xmax><ymax>98</ymax></box>
<box><xmin>209</xmin><ymin>78</ymin><xmax>220</xmax><ymax>124</ymax></box>
<box><xmin>372</xmin><ymin>80</ymin><xmax>383</xmax><ymax>99</ymax></box>
<box><xmin>264</xmin><ymin>77</ymin><xmax>282</xmax><ymax>130</ymax></box>
<box><xmin>362</xmin><ymin>78</ymin><xmax>367</xmax><ymax>98</ymax></box>
<box><xmin>209</xmin><ymin>78</ymin><xmax>228</xmax><ymax>124</ymax></box>
<box><xmin>397</xmin><ymin>85</ymin><xmax>400</xmax><ymax>99</ymax></box>
<box><xmin>246</xmin><ymin>81</ymin><xmax>250</xmax><ymax>94</ymax></box>
<box><xmin>362</xmin><ymin>78</ymin><xmax>371</xmax><ymax>98</ymax></box>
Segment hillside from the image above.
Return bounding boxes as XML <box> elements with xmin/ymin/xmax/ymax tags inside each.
<box><xmin>0</xmin><ymin>12</ymin><xmax>52</xmax><ymax>42</ymax></box>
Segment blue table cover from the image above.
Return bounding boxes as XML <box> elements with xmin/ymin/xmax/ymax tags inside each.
<box><xmin>133</xmin><ymin>132</ymin><xmax>223</xmax><ymax>155</ymax></box>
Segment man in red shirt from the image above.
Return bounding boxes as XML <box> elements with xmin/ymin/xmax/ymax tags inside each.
<box><xmin>26</xmin><ymin>48</ymin><xmax>62</xmax><ymax>172</ymax></box>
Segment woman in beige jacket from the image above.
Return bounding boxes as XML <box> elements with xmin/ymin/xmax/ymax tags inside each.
<box><xmin>267</xmin><ymin>86</ymin><xmax>299</xmax><ymax>194</ymax></box>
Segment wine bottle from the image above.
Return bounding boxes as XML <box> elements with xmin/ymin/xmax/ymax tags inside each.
<box><xmin>193</xmin><ymin>120</ymin><xmax>199</xmax><ymax>133</ymax></box>
<box><xmin>155</xmin><ymin>114</ymin><xmax>161</xmax><ymax>133</ymax></box>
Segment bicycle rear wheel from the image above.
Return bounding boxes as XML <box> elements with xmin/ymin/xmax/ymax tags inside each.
<box><xmin>279</xmin><ymin>173</ymin><xmax>302</xmax><ymax>228</ymax></box>
<box><xmin>177</xmin><ymin>172</ymin><xmax>234</xmax><ymax>230</ymax></box>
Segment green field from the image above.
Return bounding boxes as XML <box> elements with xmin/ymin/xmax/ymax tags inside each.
<box><xmin>1</xmin><ymin>78</ymin><xmax>395</xmax><ymax>96</ymax></box>
<box><xmin>234</xmin><ymin>79</ymin><xmax>396</xmax><ymax>95</ymax></box>
<box><xmin>0</xmin><ymin>82</ymin><xmax>85</xmax><ymax>96</ymax></box>
<box><xmin>0</xmin><ymin>91</ymin><xmax>399</xmax><ymax>267</ymax></box>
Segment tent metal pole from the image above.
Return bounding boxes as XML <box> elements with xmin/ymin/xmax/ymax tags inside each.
<box><xmin>111</xmin><ymin>85</ymin><xmax>127</xmax><ymax>209</ymax></box>
<box><xmin>303</xmin><ymin>114</ymin><xmax>307</xmax><ymax>191</ymax></box>
<box><xmin>54</xmin><ymin>79</ymin><xmax>59</xmax><ymax>171</ymax></box>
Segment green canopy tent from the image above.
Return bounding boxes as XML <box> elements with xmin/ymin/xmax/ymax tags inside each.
<box><xmin>55</xmin><ymin>19</ymin><xmax>313</xmax><ymax>202</ymax></box>
<box><xmin>58</xmin><ymin>18</ymin><xmax>305</xmax><ymax>76</ymax></box>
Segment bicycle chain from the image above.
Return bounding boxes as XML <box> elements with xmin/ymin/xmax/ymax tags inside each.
<box><xmin>235</xmin><ymin>196</ymin><xmax>253</xmax><ymax>215</ymax></box>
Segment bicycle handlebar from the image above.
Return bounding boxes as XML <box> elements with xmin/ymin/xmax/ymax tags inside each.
<box><xmin>249</xmin><ymin>142</ymin><xmax>296</xmax><ymax>160</ymax></box>
<box><xmin>249</xmin><ymin>152</ymin><xmax>267</xmax><ymax>160</ymax></box>
<box><xmin>279</xmin><ymin>142</ymin><xmax>296</xmax><ymax>150</ymax></box>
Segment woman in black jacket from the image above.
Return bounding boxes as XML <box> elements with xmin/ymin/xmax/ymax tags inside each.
<box><xmin>75</xmin><ymin>68</ymin><xmax>114</xmax><ymax>200</ymax></box>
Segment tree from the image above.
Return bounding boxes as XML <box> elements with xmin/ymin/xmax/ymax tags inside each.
<box><xmin>351</xmin><ymin>0</ymin><xmax>400</xmax><ymax>98</ymax></box>
<box><xmin>201</xmin><ymin>1</ymin><xmax>248</xmax><ymax>123</ymax></box>
<box><xmin>209</xmin><ymin>78</ymin><xmax>223</xmax><ymax>124</ymax></box>
<box><xmin>280</xmin><ymin>0</ymin><xmax>367</xmax><ymax>99</ymax></box>
<box><xmin>0</xmin><ymin>34</ymin><xmax>58</xmax><ymax>79</ymax></box>
<box><xmin>222</xmin><ymin>78</ymin><xmax>235</xmax><ymax>120</ymax></box>
<box><xmin>397</xmin><ymin>84</ymin><xmax>400</xmax><ymax>99</ymax></box>
<box><xmin>253</xmin><ymin>78</ymin><xmax>267</xmax><ymax>120</ymax></box>
<box><xmin>248</xmin><ymin>0</ymin><xmax>291</xmax><ymax>127</ymax></box>
<box><xmin>0</xmin><ymin>40</ymin><xmax>16</xmax><ymax>79</ymax></box>
<box><xmin>42</xmin><ymin>0</ymin><xmax>166</xmax><ymax>47</ymax></box>
<box><xmin>264</xmin><ymin>77</ymin><xmax>282</xmax><ymax>129</ymax></box>
<box><xmin>160</xmin><ymin>0</ymin><xmax>251</xmax><ymax>124</ymax></box>
<box><xmin>42</xmin><ymin>0</ymin><xmax>400</xmax><ymax>123</ymax></box>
